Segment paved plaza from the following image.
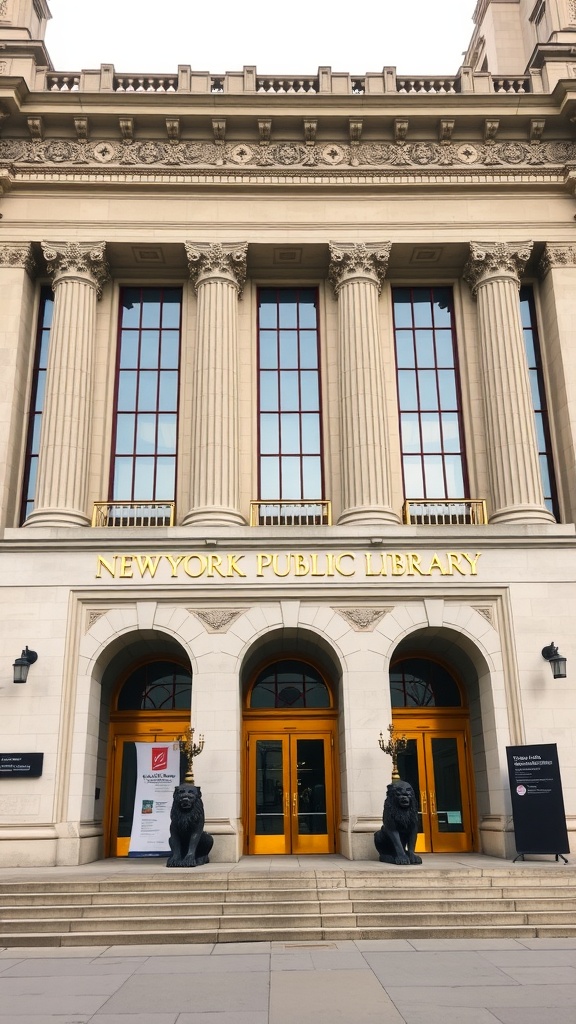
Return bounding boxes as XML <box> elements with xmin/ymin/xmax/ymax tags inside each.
<box><xmin>0</xmin><ymin>935</ymin><xmax>575</xmax><ymax>1023</ymax></box>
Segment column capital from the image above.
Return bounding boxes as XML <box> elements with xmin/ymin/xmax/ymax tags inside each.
<box><xmin>464</xmin><ymin>241</ymin><xmax>532</xmax><ymax>296</ymax></box>
<box><xmin>539</xmin><ymin>243</ymin><xmax>576</xmax><ymax>277</ymax></box>
<box><xmin>0</xmin><ymin>243</ymin><xmax>36</xmax><ymax>276</ymax></box>
<box><xmin>185</xmin><ymin>241</ymin><xmax>248</xmax><ymax>295</ymax></box>
<box><xmin>41</xmin><ymin>241</ymin><xmax>109</xmax><ymax>298</ymax></box>
<box><xmin>328</xmin><ymin>241</ymin><xmax>391</xmax><ymax>295</ymax></box>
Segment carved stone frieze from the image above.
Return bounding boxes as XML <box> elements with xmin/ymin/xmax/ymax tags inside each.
<box><xmin>328</xmin><ymin>241</ymin><xmax>391</xmax><ymax>294</ymax></box>
<box><xmin>0</xmin><ymin>243</ymin><xmax>35</xmax><ymax>274</ymax></box>
<box><xmin>539</xmin><ymin>243</ymin><xmax>576</xmax><ymax>276</ymax></box>
<box><xmin>463</xmin><ymin>241</ymin><xmax>533</xmax><ymax>295</ymax></box>
<box><xmin>473</xmin><ymin>606</ymin><xmax>496</xmax><ymax>628</ymax></box>
<box><xmin>86</xmin><ymin>609</ymin><xmax>107</xmax><ymax>631</ymax></box>
<box><xmin>0</xmin><ymin>0</ymin><xmax>8</xmax><ymax>17</ymax></box>
<box><xmin>185</xmin><ymin>241</ymin><xmax>248</xmax><ymax>294</ymax></box>
<box><xmin>193</xmin><ymin>609</ymin><xmax>243</xmax><ymax>632</ymax></box>
<box><xmin>1</xmin><ymin>137</ymin><xmax>574</xmax><ymax>172</ymax></box>
<box><xmin>41</xmin><ymin>241</ymin><xmax>110</xmax><ymax>298</ymax></box>
<box><xmin>335</xmin><ymin>607</ymin><xmax>391</xmax><ymax>631</ymax></box>
<box><xmin>569</xmin><ymin>0</ymin><xmax>576</xmax><ymax>21</ymax></box>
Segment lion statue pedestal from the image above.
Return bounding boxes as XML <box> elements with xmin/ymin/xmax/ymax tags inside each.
<box><xmin>166</xmin><ymin>783</ymin><xmax>214</xmax><ymax>868</ymax></box>
<box><xmin>374</xmin><ymin>780</ymin><xmax>422</xmax><ymax>865</ymax></box>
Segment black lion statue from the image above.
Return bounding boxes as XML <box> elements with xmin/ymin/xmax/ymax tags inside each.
<box><xmin>374</xmin><ymin>780</ymin><xmax>422</xmax><ymax>865</ymax></box>
<box><xmin>166</xmin><ymin>783</ymin><xmax>214</xmax><ymax>868</ymax></box>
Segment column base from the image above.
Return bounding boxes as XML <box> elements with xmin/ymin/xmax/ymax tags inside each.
<box><xmin>338</xmin><ymin>504</ymin><xmax>401</xmax><ymax>526</ymax></box>
<box><xmin>24</xmin><ymin>507</ymin><xmax>91</xmax><ymax>528</ymax></box>
<box><xmin>488</xmin><ymin>503</ymin><xmax>556</xmax><ymax>525</ymax></box>
<box><xmin>181</xmin><ymin>506</ymin><xmax>246</xmax><ymax>527</ymax></box>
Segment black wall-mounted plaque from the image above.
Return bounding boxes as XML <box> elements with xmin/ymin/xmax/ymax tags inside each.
<box><xmin>506</xmin><ymin>744</ymin><xmax>569</xmax><ymax>858</ymax></box>
<box><xmin>0</xmin><ymin>753</ymin><xmax>44</xmax><ymax>778</ymax></box>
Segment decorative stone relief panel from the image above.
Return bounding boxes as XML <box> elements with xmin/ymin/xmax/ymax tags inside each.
<box><xmin>472</xmin><ymin>606</ymin><xmax>496</xmax><ymax>628</ymax></box>
<box><xmin>334</xmin><ymin>608</ymin><xmax>392</xmax><ymax>631</ymax></box>
<box><xmin>0</xmin><ymin>243</ymin><xmax>35</xmax><ymax>274</ymax></box>
<box><xmin>86</xmin><ymin>609</ymin><xmax>108</xmax><ymax>631</ymax></box>
<box><xmin>192</xmin><ymin>609</ymin><xmax>244</xmax><ymax>632</ymax></box>
<box><xmin>539</xmin><ymin>243</ymin><xmax>576</xmax><ymax>275</ymax></box>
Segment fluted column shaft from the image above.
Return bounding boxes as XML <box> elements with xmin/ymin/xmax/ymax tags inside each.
<box><xmin>25</xmin><ymin>242</ymin><xmax>108</xmax><ymax>528</ymax></box>
<box><xmin>329</xmin><ymin>242</ymin><xmax>399</xmax><ymax>525</ymax></box>
<box><xmin>465</xmin><ymin>241</ymin><xmax>554</xmax><ymax>524</ymax></box>
<box><xmin>183</xmin><ymin>242</ymin><xmax>247</xmax><ymax>526</ymax></box>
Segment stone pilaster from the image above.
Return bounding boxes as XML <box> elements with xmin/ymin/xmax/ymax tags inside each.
<box><xmin>25</xmin><ymin>241</ymin><xmax>109</xmax><ymax>528</ymax></box>
<box><xmin>182</xmin><ymin>241</ymin><xmax>248</xmax><ymax>526</ymax></box>
<box><xmin>329</xmin><ymin>242</ymin><xmax>399</xmax><ymax>525</ymax></box>
<box><xmin>464</xmin><ymin>241</ymin><xmax>554</xmax><ymax>524</ymax></box>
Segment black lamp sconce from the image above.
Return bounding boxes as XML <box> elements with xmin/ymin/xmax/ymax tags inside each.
<box><xmin>541</xmin><ymin>643</ymin><xmax>567</xmax><ymax>680</ymax></box>
<box><xmin>13</xmin><ymin>647</ymin><xmax>38</xmax><ymax>684</ymax></box>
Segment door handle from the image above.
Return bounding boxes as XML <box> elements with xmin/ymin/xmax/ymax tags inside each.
<box><xmin>285</xmin><ymin>792</ymin><xmax>289</xmax><ymax>817</ymax></box>
<box><xmin>430</xmin><ymin>791</ymin><xmax>436</xmax><ymax>815</ymax></box>
<box><xmin>293</xmin><ymin>793</ymin><xmax>297</xmax><ymax>817</ymax></box>
<box><xmin>420</xmin><ymin>790</ymin><xmax>427</xmax><ymax>814</ymax></box>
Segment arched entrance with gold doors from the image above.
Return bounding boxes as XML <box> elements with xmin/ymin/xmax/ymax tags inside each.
<box><xmin>243</xmin><ymin>658</ymin><xmax>339</xmax><ymax>855</ymax></box>
<box><xmin>391</xmin><ymin>653</ymin><xmax>478</xmax><ymax>854</ymax></box>
<box><xmin>105</xmin><ymin>656</ymin><xmax>191</xmax><ymax>857</ymax></box>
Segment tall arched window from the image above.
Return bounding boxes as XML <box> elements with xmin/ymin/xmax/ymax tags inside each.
<box><xmin>249</xmin><ymin>659</ymin><xmax>331</xmax><ymax>709</ymax></box>
<box><xmin>390</xmin><ymin>657</ymin><xmax>462</xmax><ymax>708</ymax></box>
<box><xmin>116</xmin><ymin>660</ymin><xmax>191</xmax><ymax>711</ymax></box>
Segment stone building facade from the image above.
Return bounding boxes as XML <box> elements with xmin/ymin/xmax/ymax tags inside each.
<box><xmin>0</xmin><ymin>0</ymin><xmax>575</xmax><ymax>866</ymax></box>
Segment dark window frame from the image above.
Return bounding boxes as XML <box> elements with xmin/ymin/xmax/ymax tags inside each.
<box><xmin>520</xmin><ymin>285</ymin><xmax>559</xmax><ymax>520</ymax></box>
<box><xmin>20</xmin><ymin>286</ymin><xmax>53</xmax><ymax>524</ymax></box>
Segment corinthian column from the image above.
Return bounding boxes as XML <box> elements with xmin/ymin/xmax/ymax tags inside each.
<box><xmin>183</xmin><ymin>242</ymin><xmax>248</xmax><ymax>526</ymax></box>
<box><xmin>464</xmin><ymin>241</ymin><xmax>554</xmax><ymax>524</ymax></box>
<box><xmin>329</xmin><ymin>242</ymin><xmax>400</xmax><ymax>525</ymax></box>
<box><xmin>25</xmin><ymin>241</ymin><xmax>109</xmax><ymax>528</ymax></box>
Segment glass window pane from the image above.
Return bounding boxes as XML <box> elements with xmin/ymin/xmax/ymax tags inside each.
<box><xmin>529</xmin><ymin>369</ymin><xmax>540</xmax><ymax>408</ymax></box>
<box><xmin>121</xmin><ymin>289</ymin><xmax>141</xmax><ymax>328</ymax></box>
<box><xmin>280</xmin><ymin>371</ymin><xmax>299</xmax><ymax>410</ymax></box>
<box><xmin>113</xmin><ymin>457</ymin><xmax>133</xmax><ymax>498</ymax></box>
<box><xmin>259</xmin><ymin>291</ymin><xmax>277</xmax><ymax>328</ymax></box>
<box><xmin>534</xmin><ymin>411</ymin><xmax>545</xmax><ymax>452</ymax></box>
<box><xmin>302</xmin><ymin>457</ymin><xmax>322</xmax><ymax>498</ymax></box>
<box><xmin>140</xmin><ymin>331</ymin><xmax>160</xmax><ymax>368</ymax></box>
<box><xmin>156</xmin><ymin>457</ymin><xmax>175</xmax><ymax>499</ymax></box>
<box><xmin>421</xmin><ymin>412</ymin><xmax>442</xmax><ymax>452</ymax></box>
<box><xmin>255</xmin><ymin>740</ymin><xmax>284</xmax><ymax>835</ymax></box>
<box><xmin>398</xmin><ymin>370</ymin><xmax>418</xmax><ymax>410</ymax></box>
<box><xmin>423</xmin><ymin>454</ymin><xmax>445</xmax><ymax>496</ymax></box>
<box><xmin>520</xmin><ymin>296</ymin><xmax>531</xmax><ymax>329</ymax></box>
<box><xmin>159</xmin><ymin>371</ymin><xmax>178</xmax><ymax>411</ymax></box>
<box><xmin>401</xmin><ymin>413</ymin><xmax>420</xmax><ymax>453</ymax></box>
<box><xmin>31</xmin><ymin>415</ymin><xmax>42</xmax><ymax>453</ymax></box>
<box><xmin>395</xmin><ymin>331</ymin><xmax>415</xmax><ymax>368</ymax></box>
<box><xmin>415</xmin><ymin>330</ymin><xmax>435</xmax><ymax>367</ymax></box>
<box><xmin>438</xmin><ymin>370</ymin><xmax>457</xmax><ymax>409</ymax></box>
<box><xmin>141</xmin><ymin>290</ymin><xmax>161</xmax><ymax>327</ymax></box>
<box><xmin>117</xmin><ymin>371</ymin><xmax>137</xmax><ymax>411</ymax></box>
<box><xmin>299</xmin><ymin>293</ymin><xmax>317</xmax><ymax>328</ymax></box>
<box><xmin>301</xmin><ymin>413</ymin><xmax>320</xmax><ymax>454</ymax></box>
<box><xmin>433</xmin><ymin>289</ymin><xmax>453</xmax><ymax>327</ymax></box>
<box><xmin>260</xmin><ymin>457</ymin><xmax>279</xmax><ymax>499</ymax></box>
<box><xmin>441</xmin><ymin>412</ymin><xmax>461</xmax><ymax>453</ymax></box>
<box><xmin>133</xmin><ymin>457</ymin><xmax>155</xmax><ymax>500</ymax></box>
<box><xmin>281</xmin><ymin>456</ymin><xmax>302</xmax><ymax>498</ymax></box>
<box><xmin>393</xmin><ymin>289</ymin><xmax>413</xmax><ymax>327</ymax></box>
<box><xmin>115</xmin><ymin>414</ymin><xmax>135</xmax><ymax>454</ymax></box>
<box><xmin>278</xmin><ymin>291</ymin><xmax>298</xmax><ymax>327</ymax></box>
<box><xmin>413</xmin><ymin>290</ymin><xmax>433</xmax><ymax>326</ymax></box>
<box><xmin>157</xmin><ymin>414</ymin><xmax>177</xmax><ymax>454</ymax></box>
<box><xmin>138</xmin><ymin>371</ymin><xmax>158</xmax><ymax>410</ymax></box>
<box><xmin>435</xmin><ymin>331</ymin><xmax>454</xmax><ymax>367</ymax></box>
<box><xmin>260</xmin><ymin>414</ymin><xmax>279</xmax><ymax>455</ymax></box>
<box><xmin>403</xmin><ymin>456</ymin><xmax>424</xmax><ymax>497</ymax></box>
<box><xmin>299</xmin><ymin>332</ymin><xmax>318</xmax><ymax>369</ymax></box>
<box><xmin>281</xmin><ymin>413</ymin><xmax>300</xmax><ymax>453</ymax></box>
<box><xmin>418</xmin><ymin>370</ymin><xmax>438</xmax><ymax>410</ymax></box>
<box><xmin>445</xmin><ymin>455</ymin><xmax>465</xmax><ymax>496</ymax></box>
<box><xmin>259</xmin><ymin>331</ymin><xmax>278</xmax><ymax>369</ymax></box>
<box><xmin>135</xmin><ymin>413</ymin><xmax>156</xmax><ymax>454</ymax></box>
<box><xmin>161</xmin><ymin>290</ymin><xmax>181</xmax><ymax>328</ymax></box>
<box><xmin>279</xmin><ymin>331</ymin><xmax>298</xmax><ymax>368</ymax></box>
<box><xmin>119</xmin><ymin>332</ymin><xmax>138</xmax><ymax>368</ymax></box>
<box><xmin>160</xmin><ymin>331</ymin><xmax>180</xmax><ymax>368</ymax></box>
<box><xmin>300</xmin><ymin>371</ymin><xmax>319</xmax><ymax>411</ymax></box>
<box><xmin>260</xmin><ymin>371</ymin><xmax>279</xmax><ymax>411</ymax></box>
<box><xmin>524</xmin><ymin>329</ymin><xmax>536</xmax><ymax>366</ymax></box>
<box><xmin>431</xmin><ymin>738</ymin><xmax>464</xmax><ymax>833</ymax></box>
<box><xmin>36</xmin><ymin>369</ymin><xmax>46</xmax><ymax>409</ymax></box>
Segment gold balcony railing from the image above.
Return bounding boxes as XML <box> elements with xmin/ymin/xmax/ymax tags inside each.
<box><xmin>92</xmin><ymin>501</ymin><xmax>175</xmax><ymax>527</ymax></box>
<box><xmin>250</xmin><ymin>500</ymin><xmax>332</xmax><ymax>527</ymax></box>
<box><xmin>403</xmin><ymin>499</ymin><xmax>488</xmax><ymax>526</ymax></box>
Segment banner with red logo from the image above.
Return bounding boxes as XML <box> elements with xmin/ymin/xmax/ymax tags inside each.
<box><xmin>128</xmin><ymin>741</ymin><xmax>181</xmax><ymax>857</ymax></box>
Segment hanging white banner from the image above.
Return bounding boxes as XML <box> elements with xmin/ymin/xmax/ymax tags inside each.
<box><xmin>128</xmin><ymin>741</ymin><xmax>181</xmax><ymax>857</ymax></box>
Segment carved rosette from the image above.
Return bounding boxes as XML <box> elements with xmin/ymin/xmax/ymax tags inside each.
<box><xmin>464</xmin><ymin>241</ymin><xmax>532</xmax><ymax>296</ymax></box>
<box><xmin>328</xmin><ymin>242</ymin><xmax>391</xmax><ymax>295</ymax></box>
<box><xmin>41</xmin><ymin>241</ymin><xmax>109</xmax><ymax>298</ymax></box>
<box><xmin>0</xmin><ymin>243</ymin><xmax>35</xmax><ymax>275</ymax></box>
<box><xmin>185</xmin><ymin>241</ymin><xmax>248</xmax><ymax>295</ymax></box>
<box><xmin>539</xmin><ymin>243</ymin><xmax>576</xmax><ymax>277</ymax></box>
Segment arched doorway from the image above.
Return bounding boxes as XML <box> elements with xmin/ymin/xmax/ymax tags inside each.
<box><xmin>243</xmin><ymin>658</ymin><xmax>339</xmax><ymax>855</ymax></box>
<box><xmin>106</xmin><ymin>657</ymin><xmax>191</xmax><ymax>856</ymax></box>
<box><xmin>391</xmin><ymin>655</ymin><xmax>478</xmax><ymax>853</ymax></box>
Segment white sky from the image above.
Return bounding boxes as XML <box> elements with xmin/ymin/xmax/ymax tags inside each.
<box><xmin>44</xmin><ymin>0</ymin><xmax>478</xmax><ymax>76</ymax></box>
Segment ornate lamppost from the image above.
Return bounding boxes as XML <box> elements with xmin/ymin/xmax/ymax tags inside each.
<box><xmin>178</xmin><ymin>727</ymin><xmax>205</xmax><ymax>784</ymax></box>
<box><xmin>378</xmin><ymin>723</ymin><xmax>407</xmax><ymax>781</ymax></box>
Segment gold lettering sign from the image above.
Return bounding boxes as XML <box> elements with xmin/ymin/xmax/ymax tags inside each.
<box><xmin>96</xmin><ymin>551</ymin><xmax>481</xmax><ymax>580</ymax></box>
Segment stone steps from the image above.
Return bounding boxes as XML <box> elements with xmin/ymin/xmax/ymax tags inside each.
<box><xmin>0</xmin><ymin>867</ymin><xmax>575</xmax><ymax>947</ymax></box>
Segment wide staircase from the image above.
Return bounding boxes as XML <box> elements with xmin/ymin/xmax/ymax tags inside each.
<box><xmin>1</xmin><ymin>865</ymin><xmax>576</xmax><ymax>947</ymax></box>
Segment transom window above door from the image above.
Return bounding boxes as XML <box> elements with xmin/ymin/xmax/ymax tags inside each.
<box><xmin>249</xmin><ymin>659</ymin><xmax>331</xmax><ymax>709</ymax></box>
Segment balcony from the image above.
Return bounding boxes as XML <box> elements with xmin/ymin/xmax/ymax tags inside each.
<box><xmin>250</xmin><ymin>500</ymin><xmax>332</xmax><ymax>527</ymax></box>
<box><xmin>92</xmin><ymin>501</ymin><xmax>175</xmax><ymax>527</ymax></box>
<box><xmin>403</xmin><ymin>499</ymin><xmax>487</xmax><ymax>526</ymax></box>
